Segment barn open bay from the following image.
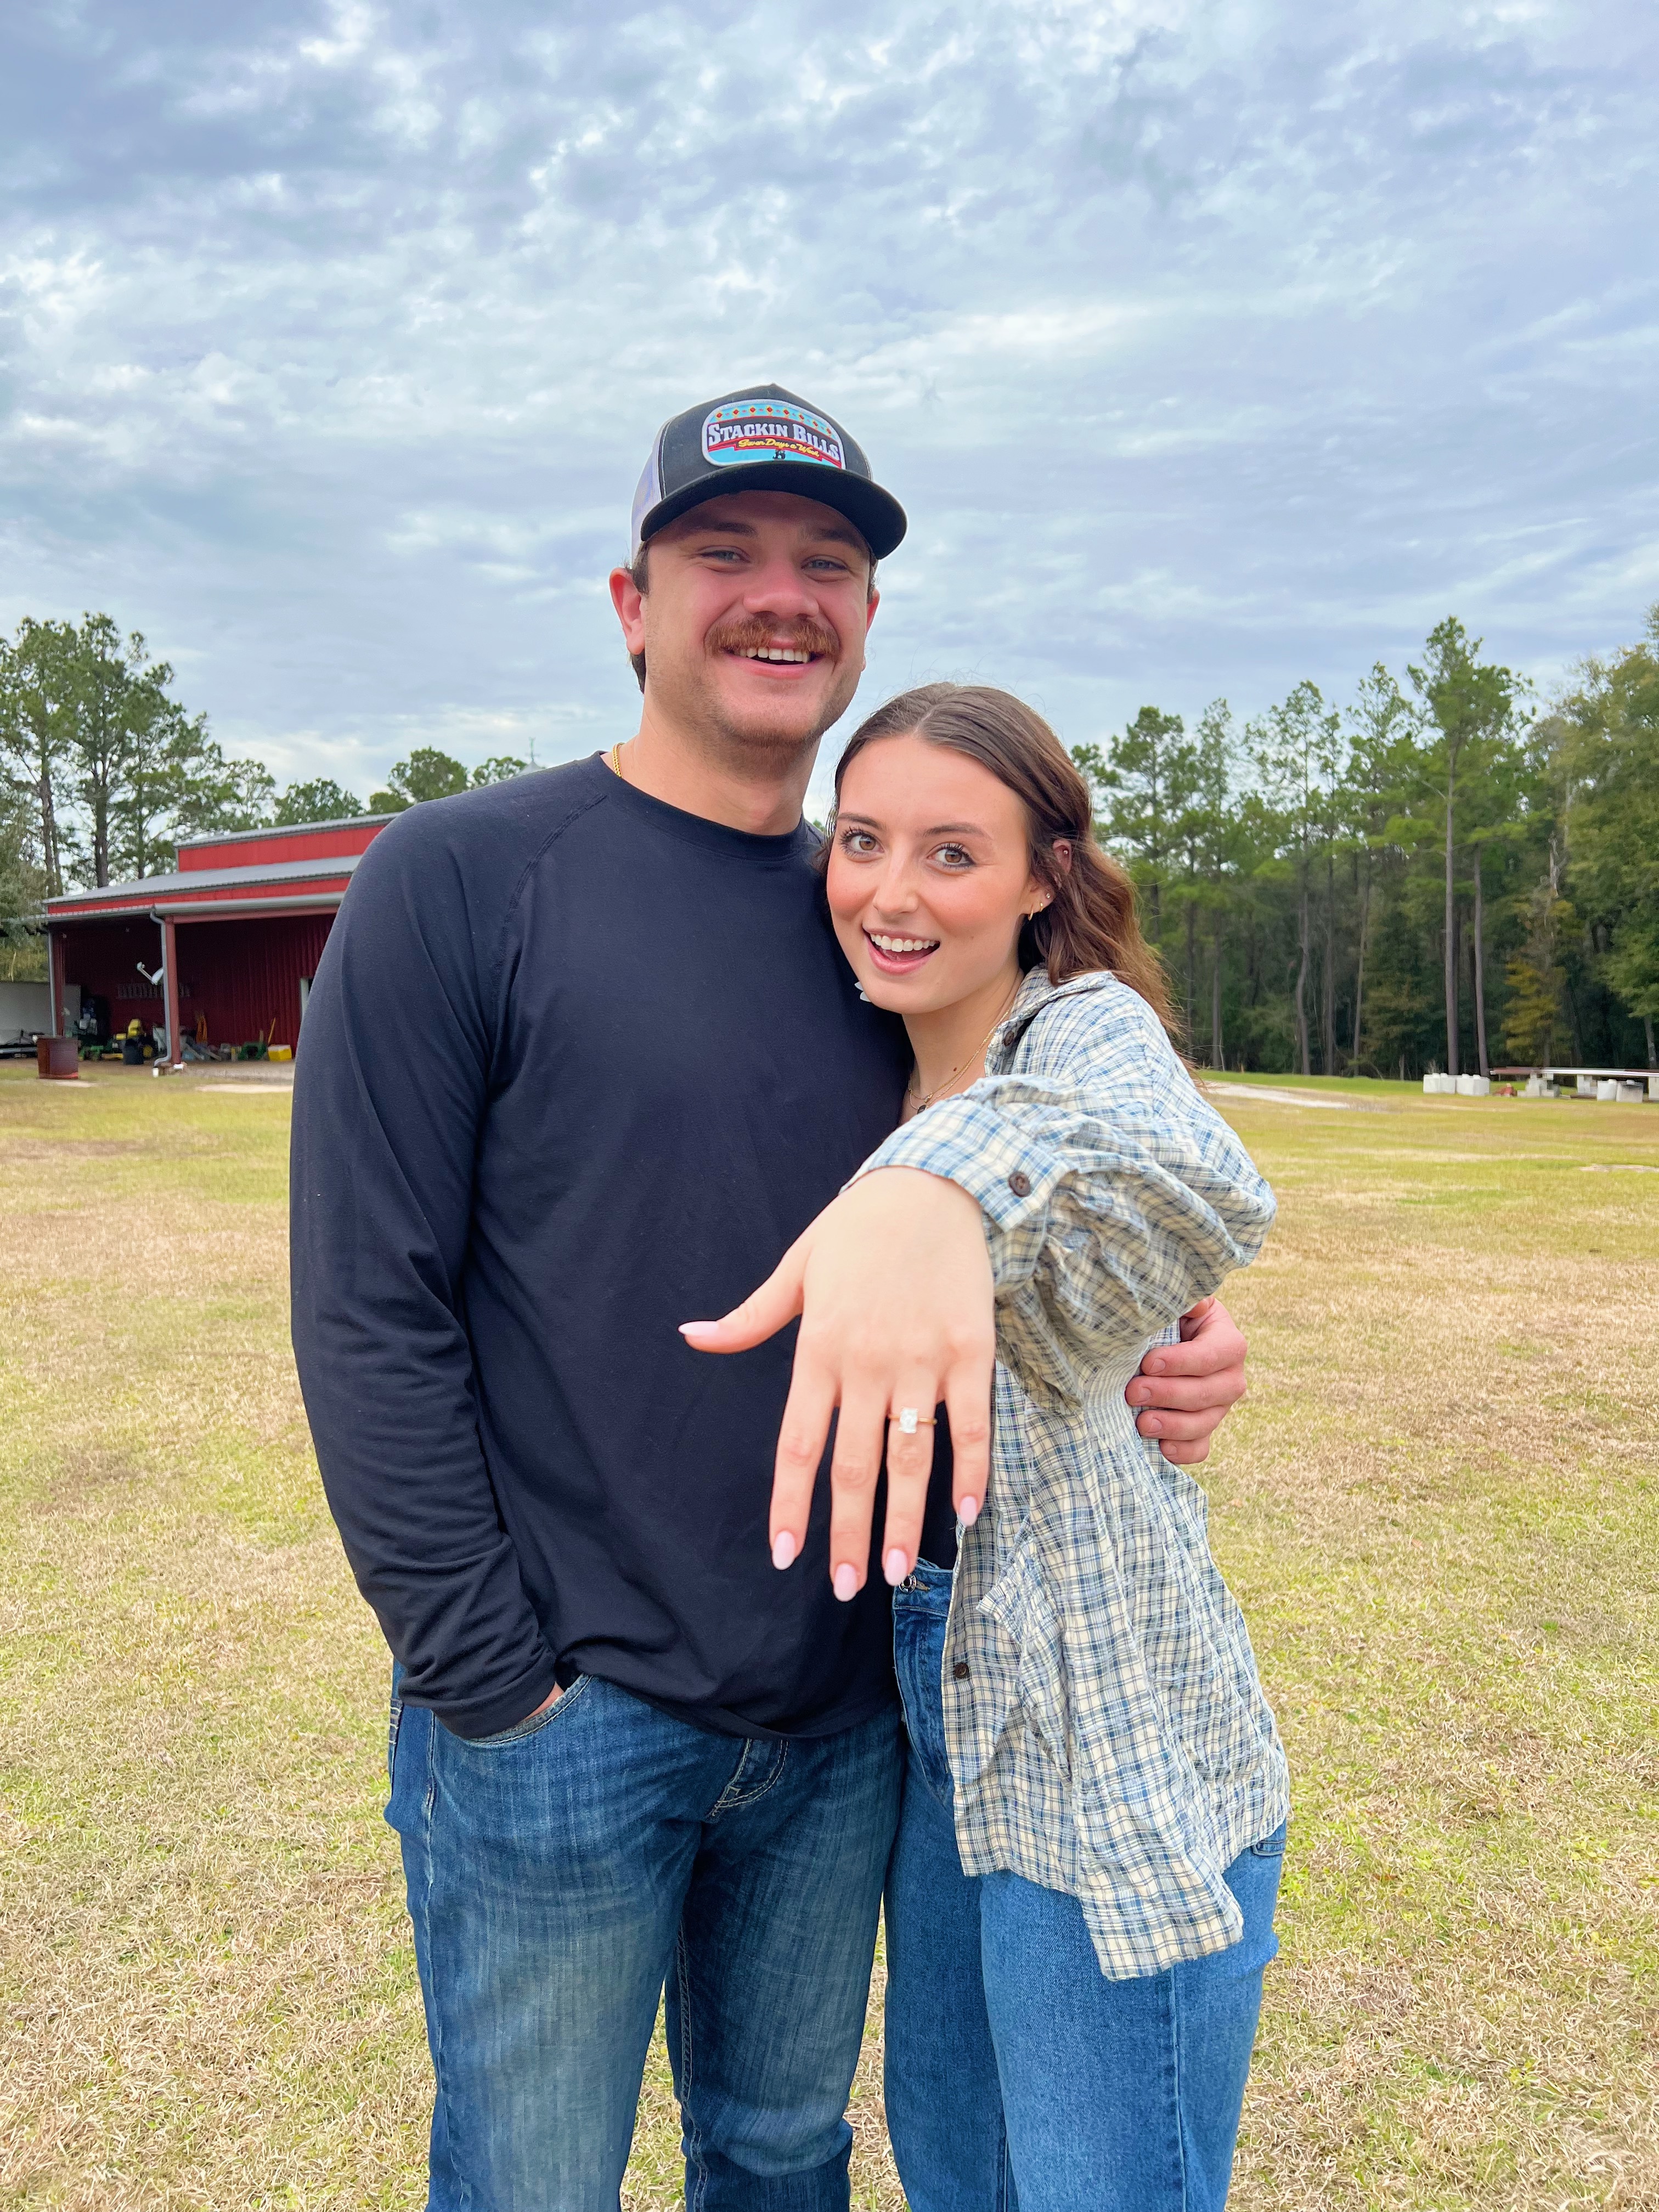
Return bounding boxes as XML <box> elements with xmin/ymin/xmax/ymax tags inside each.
<box><xmin>0</xmin><ymin>1069</ymin><xmax>1654</xmax><ymax>2209</ymax></box>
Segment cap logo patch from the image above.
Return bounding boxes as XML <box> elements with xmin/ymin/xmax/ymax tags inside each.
<box><xmin>702</xmin><ymin>399</ymin><xmax>845</xmax><ymax>472</ymax></box>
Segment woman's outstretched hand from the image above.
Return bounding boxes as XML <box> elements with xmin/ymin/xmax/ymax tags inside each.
<box><xmin>680</xmin><ymin>1167</ymin><xmax>994</xmax><ymax>1600</ymax></box>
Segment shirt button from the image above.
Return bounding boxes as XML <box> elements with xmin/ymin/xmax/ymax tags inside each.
<box><xmin>1007</xmin><ymin>1171</ymin><xmax>1031</xmax><ymax>1197</ymax></box>
<box><xmin>953</xmin><ymin>1661</ymin><xmax>970</xmax><ymax>1680</ymax></box>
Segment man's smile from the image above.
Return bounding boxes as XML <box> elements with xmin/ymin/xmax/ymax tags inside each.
<box><xmin>706</xmin><ymin>611</ymin><xmax>840</xmax><ymax>681</ymax></box>
<box><xmin>718</xmin><ymin>641</ymin><xmax>825</xmax><ymax>680</ymax></box>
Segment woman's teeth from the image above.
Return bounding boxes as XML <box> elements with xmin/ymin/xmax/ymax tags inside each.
<box><xmin>870</xmin><ymin>933</ymin><xmax>939</xmax><ymax>954</ymax></box>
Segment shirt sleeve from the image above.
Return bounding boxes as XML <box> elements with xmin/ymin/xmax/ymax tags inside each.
<box><xmin>852</xmin><ymin>984</ymin><xmax>1276</xmax><ymax>1409</ymax></box>
<box><xmin>289</xmin><ymin>812</ymin><xmax>560</xmax><ymax>1739</ymax></box>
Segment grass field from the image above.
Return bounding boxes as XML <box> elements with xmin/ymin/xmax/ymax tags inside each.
<box><xmin>1</xmin><ymin>1064</ymin><xmax>1655</xmax><ymax>2210</ymax></box>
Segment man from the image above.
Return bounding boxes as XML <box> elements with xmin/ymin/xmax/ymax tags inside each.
<box><xmin>291</xmin><ymin>384</ymin><xmax>1249</xmax><ymax>2211</ymax></box>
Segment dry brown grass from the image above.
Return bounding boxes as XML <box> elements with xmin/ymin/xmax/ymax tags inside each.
<box><xmin>1</xmin><ymin>1064</ymin><xmax>1655</xmax><ymax>2209</ymax></box>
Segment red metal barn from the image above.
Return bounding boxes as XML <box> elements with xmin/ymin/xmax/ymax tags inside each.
<box><xmin>42</xmin><ymin>816</ymin><xmax>391</xmax><ymax>1061</ymax></box>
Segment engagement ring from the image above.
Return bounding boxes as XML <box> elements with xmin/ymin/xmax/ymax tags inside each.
<box><xmin>893</xmin><ymin>1408</ymin><xmax>937</xmax><ymax>1435</ymax></box>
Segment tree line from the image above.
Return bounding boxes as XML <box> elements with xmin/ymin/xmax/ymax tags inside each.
<box><xmin>0</xmin><ymin>613</ymin><xmax>528</xmax><ymax>975</ymax></box>
<box><xmin>5</xmin><ymin>605</ymin><xmax>1656</xmax><ymax>1074</ymax></box>
<box><xmin>1070</xmin><ymin>610</ymin><xmax>1658</xmax><ymax>1077</ymax></box>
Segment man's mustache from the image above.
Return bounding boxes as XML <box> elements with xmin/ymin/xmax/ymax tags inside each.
<box><xmin>706</xmin><ymin>616</ymin><xmax>839</xmax><ymax>661</ymax></box>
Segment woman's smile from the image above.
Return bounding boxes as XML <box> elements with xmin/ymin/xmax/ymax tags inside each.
<box><xmin>864</xmin><ymin>927</ymin><xmax>941</xmax><ymax>975</ymax></box>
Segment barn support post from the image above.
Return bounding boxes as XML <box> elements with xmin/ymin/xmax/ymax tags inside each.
<box><xmin>48</xmin><ymin>927</ymin><xmax>67</xmax><ymax>1037</ymax></box>
<box><xmin>156</xmin><ymin>912</ymin><xmax>182</xmax><ymax>1066</ymax></box>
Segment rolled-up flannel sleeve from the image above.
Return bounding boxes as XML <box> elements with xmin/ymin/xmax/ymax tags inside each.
<box><xmin>853</xmin><ymin>989</ymin><xmax>1275</xmax><ymax>1406</ymax></box>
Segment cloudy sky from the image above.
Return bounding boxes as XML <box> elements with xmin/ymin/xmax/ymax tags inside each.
<box><xmin>3</xmin><ymin>0</ymin><xmax>1656</xmax><ymax>815</ymax></box>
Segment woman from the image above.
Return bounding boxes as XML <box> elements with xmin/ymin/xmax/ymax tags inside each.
<box><xmin>819</xmin><ymin>684</ymin><xmax>1289</xmax><ymax>2212</ymax></box>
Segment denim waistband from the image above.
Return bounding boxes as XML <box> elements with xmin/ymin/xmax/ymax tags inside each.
<box><xmin>897</xmin><ymin>1557</ymin><xmax>955</xmax><ymax>1616</ymax></box>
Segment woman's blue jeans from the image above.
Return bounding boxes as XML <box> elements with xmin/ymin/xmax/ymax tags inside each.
<box><xmin>885</xmin><ymin>1562</ymin><xmax>1284</xmax><ymax>2212</ymax></box>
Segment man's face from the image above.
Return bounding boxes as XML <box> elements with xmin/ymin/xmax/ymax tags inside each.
<box><xmin>609</xmin><ymin>490</ymin><xmax>879</xmax><ymax>759</ymax></box>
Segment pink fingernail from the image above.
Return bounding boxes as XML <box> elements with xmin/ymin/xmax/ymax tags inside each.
<box><xmin>772</xmin><ymin>1531</ymin><xmax>798</xmax><ymax>1571</ymax></box>
<box><xmin>679</xmin><ymin>1322</ymin><xmax>716</xmax><ymax>1340</ymax></box>
<box><xmin>833</xmin><ymin>1564</ymin><xmax>859</xmax><ymax>1602</ymax></box>
<box><xmin>958</xmin><ymin>1495</ymin><xmax>980</xmax><ymax>1527</ymax></box>
<box><xmin>884</xmin><ymin>1548</ymin><xmax>909</xmax><ymax>1586</ymax></box>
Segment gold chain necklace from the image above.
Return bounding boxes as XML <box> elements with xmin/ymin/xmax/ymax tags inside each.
<box><xmin>905</xmin><ymin>981</ymin><xmax>1022</xmax><ymax>1115</ymax></box>
<box><xmin>607</xmin><ymin>741</ymin><xmax>627</xmax><ymax>782</ymax></box>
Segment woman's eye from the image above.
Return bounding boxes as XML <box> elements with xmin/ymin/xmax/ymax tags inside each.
<box><xmin>933</xmin><ymin>843</ymin><xmax>974</xmax><ymax>868</ymax></box>
<box><xmin>839</xmin><ymin>829</ymin><xmax>879</xmax><ymax>856</ymax></box>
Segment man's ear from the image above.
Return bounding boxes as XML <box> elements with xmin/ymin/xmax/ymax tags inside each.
<box><xmin>610</xmin><ymin>566</ymin><xmax>647</xmax><ymax>656</ymax></box>
<box><xmin>864</xmin><ymin>586</ymin><xmax>881</xmax><ymax>636</ymax></box>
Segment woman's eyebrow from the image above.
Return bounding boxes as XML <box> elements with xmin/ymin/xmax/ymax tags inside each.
<box><xmin>836</xmin><ymin>812</ymin><xmax>991</xmax><ymax>838</ymax></box>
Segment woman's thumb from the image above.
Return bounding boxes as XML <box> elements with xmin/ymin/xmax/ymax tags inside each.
<box><xmin>679</xmin><ymin>1249</ymin><xmax>805</xmax><ymax>1353</ymax></box>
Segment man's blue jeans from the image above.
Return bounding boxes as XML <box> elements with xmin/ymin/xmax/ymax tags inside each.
<box><xmin>884</xmin><ymin>1563</ymin><xmax>1284</xmax><ymax>2212</ymax></box>
<box><xmin>387</xmin><ymin>1669</ymin><xmax>902</xmax><ymax>2211</ymax></box>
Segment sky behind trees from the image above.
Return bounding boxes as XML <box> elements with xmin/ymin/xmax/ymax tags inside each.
<box><xmin>2</xmin><ymin>0</ymin><xmax>1656</xmax><ymax>817</ymax></box>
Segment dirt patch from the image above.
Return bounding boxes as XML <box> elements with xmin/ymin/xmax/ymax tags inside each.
<box><xmin>0</xmin><ymin>1138</ymin><xmax>146</xmax><ymax>1160</ymax></box>
<box><xmin>38</xmin><ymin>1449</ymin><xmax>148</xmax><ymax>1511</ymax></box>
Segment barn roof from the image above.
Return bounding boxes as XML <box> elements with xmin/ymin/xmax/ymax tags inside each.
<box><xmin>44</xmin><ymin>815</ymin><xmax>393</xmax><ymax>924</ymax></box>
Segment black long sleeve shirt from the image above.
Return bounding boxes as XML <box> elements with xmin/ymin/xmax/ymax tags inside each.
<box><xmin>290</xmin><ymin>756</ymin><xmax>919</xmax><ymax>1741</ymax></box>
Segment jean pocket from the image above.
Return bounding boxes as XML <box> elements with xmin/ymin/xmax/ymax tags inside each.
<box><xmin>1250</xmin><ymin>1821</ymin><xmax>1289</xmax><ymax>1859</ymax></box>
<box><xmin>461</xmin><ymin>1674</ymin><xmax>590</xmax><ymax>1750</ymax></box>
<box><xmin>893</xmin><ymin>1594</ymin><xmax>954</xmax><ymax>1806</ymax></box>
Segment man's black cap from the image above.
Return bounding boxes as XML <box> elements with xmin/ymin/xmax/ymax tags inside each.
<box><xmin>629</xmin><ymin>383</ymin><xmax>907</xmax><ymax>563</ymax></box>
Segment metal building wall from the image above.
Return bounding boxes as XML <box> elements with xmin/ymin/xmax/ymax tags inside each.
<box><xmin>176</xmin><ymin>819</ymin><xmax>387</xmax><ymax>873</ymax></box>
<box><xmin>174</xmin><ymin>912</ymin><xmax>337</xmax><ymax>1049</ymax></box>
<box><xmin>59</xmin><ymin>918</ymin><xmax>167</xmax><ymax>1030</ymax></box>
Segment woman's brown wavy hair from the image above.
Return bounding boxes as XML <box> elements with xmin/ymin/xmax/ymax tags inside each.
<box><xmin>825</xmin><ymin>682</ymin><xmax>1177</xmax><ymax>1037</ymax></box>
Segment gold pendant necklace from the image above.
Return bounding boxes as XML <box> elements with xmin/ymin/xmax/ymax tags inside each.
<box><xmin>905</xmin><ymin>980</ymin><xmax>1022</xmax><ymax>1115</ymax></box>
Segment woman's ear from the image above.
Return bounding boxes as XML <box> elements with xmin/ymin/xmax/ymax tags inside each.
<box><xmin>1024</xmin><ymin>840</ymin><xmax>1069</xmax><ymax>917</ymax></box>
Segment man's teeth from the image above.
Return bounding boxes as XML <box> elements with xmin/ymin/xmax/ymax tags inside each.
<box><xmin>870</xmin><ymin>933</ymin><xmax>939</xmax><ymax>955</ymax></box>
<box><xmin>739</xmin><ymin>647</ymin><xmax>812</xmax><ymax>662</ymax></box>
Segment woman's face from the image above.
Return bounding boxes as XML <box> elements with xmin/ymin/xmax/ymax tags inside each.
<box><xmin>826</xmin><ymin>732</ymin><xmax>1048</xmax><ymax>1014</ymax></box>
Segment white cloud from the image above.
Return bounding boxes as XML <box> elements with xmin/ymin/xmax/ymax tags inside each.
<box><xmin>0</xmin><ymin>0</ymin><xmax>1655</xmax><ymax>811</ymax></box>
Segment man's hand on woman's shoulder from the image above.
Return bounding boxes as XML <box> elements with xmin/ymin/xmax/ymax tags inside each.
<box><xmin>1125</xmin><ymin>1296</ymin><xmax>1249</xmax><ymax>1466</ymax></box>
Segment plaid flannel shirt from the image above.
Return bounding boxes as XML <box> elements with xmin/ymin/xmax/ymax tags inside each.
<box><xmin>858</xmin><ymin>968</ymin><xmax>1289</xmax><ymax>1978</ymax></box>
